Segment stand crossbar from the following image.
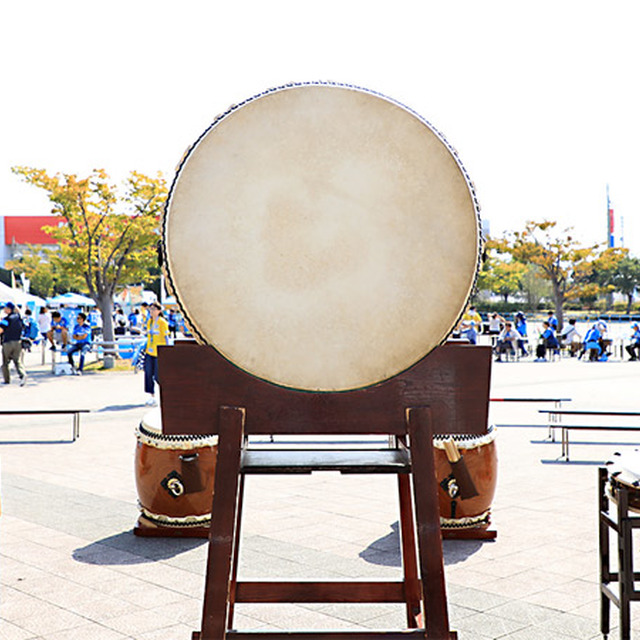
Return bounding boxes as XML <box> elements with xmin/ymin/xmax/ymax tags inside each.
<box><xmin>158</xmin><ymin>343</ymin><xmax>492</xmax><ymax>640</ymax></box>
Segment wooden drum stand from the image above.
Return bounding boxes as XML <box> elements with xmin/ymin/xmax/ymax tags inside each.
<box><xmin>158</xmin><ymin>341</ymin><xmax>492</xmax><ymax>640</ymax></box>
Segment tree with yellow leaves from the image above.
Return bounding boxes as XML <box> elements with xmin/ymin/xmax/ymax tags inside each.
<box><xmin>12</xmin><ymin>167</ymin><xmax>167</xmax><ymax>353</ymax></box>
<box><xmin>491</xmin><ymin>220</ymin><xmax>600</xmax><ymax>329</ymax></box>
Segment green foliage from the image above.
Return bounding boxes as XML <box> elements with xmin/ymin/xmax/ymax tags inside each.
<box><xmin>6</xmin><ymin>245</ymin><xmax>83</xmax><ymax>298</ymax></box>
<box><xmin>487</xmin><ymin>220</ymin><xmax>601</xmax><ymax>328</ymax></box>
<box><xmin>11</xmin><ymin>166</ymin><xmax>167</xmax><ymax>341</ymax></box>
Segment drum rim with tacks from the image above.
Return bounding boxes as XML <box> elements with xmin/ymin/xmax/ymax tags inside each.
<box><xmin>606</xmin><ymin>449</ymin><xmax>640</xmax><ymax>513</ymax></box>
<box><xmin>163</xmin><ymin>81</ymin><xmax>482</xmax><ymax>392</ymax></box>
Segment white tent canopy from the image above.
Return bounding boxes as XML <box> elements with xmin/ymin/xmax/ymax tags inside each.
<box><xmin>0</xmin><ymin>281</ymin><xmax>46</xmax><ymax>309</ymax></box>
<box><xmin>47</xmin><ymin>292</ymin><xmax>96</xmax><ymax>307</ymax></box>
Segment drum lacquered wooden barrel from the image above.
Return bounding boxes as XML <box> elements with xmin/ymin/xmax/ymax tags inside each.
<box><xmin>433</xmin><ymin>426</ymin><xmax>498</xmax><ymax>535</ymax></box>
<box><xmin>134</xmin><ymin>408</ymin><xmax>217</xmax><ymax>536</ymax></box>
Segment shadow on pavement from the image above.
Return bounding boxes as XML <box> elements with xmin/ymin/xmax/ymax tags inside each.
<box><xmin>73</xmin><ymin>529</ymin><xmax>207</xmax><ymax>565</ymax></box>
<box><xmin>0</xmin><ymin>439</ymin><xmax>74</xmax><ymax>445</ymax></box>
<box><xmin>359</xmin><ymin>521</ymin><xmax>484</xmax><ymax>567</ymax></box>
<box><xmin>98</xmin><ymin>404</ymin><xmax>146</xmax><ymax>412</ymax></box>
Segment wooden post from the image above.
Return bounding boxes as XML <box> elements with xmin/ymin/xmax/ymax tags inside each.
<box><xmin>407</xmin><ymin>407</ymin><xmax>455</xmax><ymax>640</ymax></box>
<box><xmin>198</xmin><ymin>406</ymin><xmax>246</xmax><ymax>640</ymax></box>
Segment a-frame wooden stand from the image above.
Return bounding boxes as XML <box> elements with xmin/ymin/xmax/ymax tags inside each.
<box><xmin>158</xmin><ymin>342</ymin><xmax>492</xmax><ymax>640</ymax></box>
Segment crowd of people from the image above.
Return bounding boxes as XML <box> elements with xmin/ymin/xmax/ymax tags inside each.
<box><xmin>457</xmin><ymin>306</ymin><xmax>640</xmax><ymax>363</ymax></box>
<box><xmin>0</xmin><ymin>300</ymin><xmax>184</xmax><ymax>403</ymax></box>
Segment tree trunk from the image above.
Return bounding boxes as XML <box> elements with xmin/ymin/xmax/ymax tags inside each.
<box><xmin>627</xmin><ymin>294</ymin><xmax>634</xmax><ymax>316</ymax></box>
<box><xmin>97</xmin><ymin>293</ymin><xmax>115</xmax><ymax>369</ymax></box>
<box><xmin>551</xmin><ymin>280</ymin><xmax>564</xmax><ymax>332</ymax></box>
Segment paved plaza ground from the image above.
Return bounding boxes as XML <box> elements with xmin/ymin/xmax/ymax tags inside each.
<box><xmin>2</xmin><ymin>346</ymin><xmax>640</xmax><ymax>639</ymax></box>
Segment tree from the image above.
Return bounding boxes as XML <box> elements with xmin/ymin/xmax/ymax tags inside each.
<box><xmin>477</xmin><ymin>240</ymin><xmax>526</xmax><ymax>302</ymax></box>
<box><xmin>492</xmin><ymin>220</ymin><xmax>600</xmax><ymax>329</ymax></box>
<box><xmin>596</xmin><ymin>251</ymin><xmax>640</xmax><ymax>314</ymax></box>
<box><xmin>6</xmin><ymin>244</ymin><xmax>84</xmax><ymax>298</ymax></box>
<box><xmin>12</xmin><ymin>167</ymin><xmax>167</xmax><ymax>356</ymax></box>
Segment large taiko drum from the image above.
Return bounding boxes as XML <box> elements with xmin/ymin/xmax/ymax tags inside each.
<box><xmin>163</xmin><ymin>82</ymin><xmax>481</xmax><ymax>392</ymax></box>
<box><xmin>134</xmin><ymin>409</ymin><xmax>217</xmax><ymax>536</ymax></box>
<box><xmin>433</xmin><ymin>426</ymin><xmax>498</xmax><ymax>535</ymax></box>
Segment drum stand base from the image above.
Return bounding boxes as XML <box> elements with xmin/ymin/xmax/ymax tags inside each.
<box><xmin>442</xmin><ymin>527</ymin><xmax>497</xmax><ymax>541</ymax></box>
<box><xmin>133</xmin><ymin>515</ymin><xmax>210</xmax><ymax>538</ymax></box>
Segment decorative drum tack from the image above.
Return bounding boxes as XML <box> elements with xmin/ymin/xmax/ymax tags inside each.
<box><xmin>433</xmin><ymin>426</ymin><xmax>498</xmax><ymax>535</ymax></box>
<box><xmin>134</xmin><ymin>408</ymin><xmax>218</xmax><ymax>537</ymax></box>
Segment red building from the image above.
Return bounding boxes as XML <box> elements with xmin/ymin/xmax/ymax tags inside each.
<box><xmin>1</xmin><ymin>216</ymin><xmax>60</xmax><ymax>266</ymax></box>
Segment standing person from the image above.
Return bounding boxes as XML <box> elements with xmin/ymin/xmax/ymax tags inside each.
<box><xmin>21</xmin><ymin>309</ymin><xmax>39</xmax><ymax>350</ymax></box>
<box><xmin>37</xmin><ymin>306</ymin><xmax>52</xmax><ymax>343</ymax></box>
<box><xmin>167</xmin><ymin>309</ymin><xmax>178</xmax><ymax>340</ymax></box>
<box><xmin>546</xmin><ymin>311</ymin><xmax>558</xmax><ymax>331</ymax></box>
<box><xmin>143</xmin><ymin>301</ymin><xmax>169</xmax><ymax>406</ymax></box>
<box><xmin>0</xmin><ymin>302</ymin><xmax>27</xmax><ymax>386</ymax></box>
<box><xmin>487</xmin><ymin>312</ymin><xmax>504</xmax><ymax>336</ymax></box>
<box><xmin>67</xmin><ymin>312</ymin><xmax>92</xmax><ymax>374</ymax></box>
<box><xmin>462</xmin><ymin>305</ymin><xmax>483</xmax><ymax>332</ymax></box>
<box><xmin>128</xmin><ymin>308</ymin><xmax>142</xmax><ymax>335</ymax></box>
<box><xmin>140</xmin><ymin>302</ymin><xmax>149</xmax><ymax>325</ymax></box>
<box><xmin>114</xmin><ymin>308</ymin><xmax>128</xmax><ymax>335</ymax></box>
<box><xmin>514</xmin><ymin>312</ymin><xmax>529</xmax><ymax>357</ymax></box>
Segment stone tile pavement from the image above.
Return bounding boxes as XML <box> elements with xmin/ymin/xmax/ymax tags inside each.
<box><xmin>1</xmin><ymin>348</ymin><xmax>640</xmax><ymax>638</ymax></box>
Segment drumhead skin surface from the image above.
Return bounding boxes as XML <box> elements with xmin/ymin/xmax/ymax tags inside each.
<box><xmin>164</xmin><ymin>82</ymin><xmax>480</xmax><ymax>391</ymax></box>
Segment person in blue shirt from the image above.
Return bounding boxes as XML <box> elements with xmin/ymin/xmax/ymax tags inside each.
<box><xmin>625</xmin><ymin>323</ymin><xmax>640</xmax><ymax>361</ymax></box>
<box><xmin>128</xmin><ymin>308</ymin><xmax>142</xmax><ymax>335</ymax></box>
<box><xmin>21</xmin><ymin>308</ymin><xmax>39</xmax><ymax>350</ymax></box>
<box><xmin>546</xmin><ymin>311</ymin><xmax>558</xmax><ymax>331</ymax></box>
<box><xmin>514</xmin><ymin>312</ymin><xmax>528</xmax><ymax>357</ymax></box>
<box><xmin>47</xmin><ymin>311</ymin><xmax>69</xmax><ymax>351</ymax></box>
<box><xmin>66</xmin><ymin>312</ymin><xmax>92</xmax><ymax>374</ymax></box>
<box><xmin>583</xmin><ymin>323</ymin><xmax>602</xmax><ymax>361</ymax></box>
<box><xmin>535</xmin><ymin>321</ymin><xmax>559</xmax><ymax>361</ymax></box>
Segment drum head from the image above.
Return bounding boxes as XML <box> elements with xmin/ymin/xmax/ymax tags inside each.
<box><xmin>610</xmin><ymin>450</ymin><xmax>640</xmax><ymax>488</ymax></box>
<box><xmin>164</xmin><ymin>83</ymin><xmax>480</xmax><ymax>391</ymax></box>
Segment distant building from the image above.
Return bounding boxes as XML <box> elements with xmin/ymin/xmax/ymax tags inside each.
<box><xmin>0</xmin><ymin>215</ymin><xmax>60</xmax><ymax>267</ymax></box>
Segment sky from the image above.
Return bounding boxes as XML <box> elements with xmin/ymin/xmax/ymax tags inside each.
<box><xmin>2</xmin><ymin>1</ymin><xmax>639</xmax><ymax>254</ymax></box>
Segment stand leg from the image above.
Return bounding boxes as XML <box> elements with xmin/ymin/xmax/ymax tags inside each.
<box><xmin>406</xmin><ymin>407</ymin><xmax>456</xmax><ymax>640</ymax></box>
<box><xmin>228</xmin><ymin>473</ymin><xmax>246</xmax><ymax>629</ymax></box>
<box><xmin>598</xmin><ymin>468</ymin><xmax>611</xmax><ymax>639</ymax></box>
<box><xmin>398</xmin><ymin>471</ymin><xmax>421</xmax><ymax>627</ymax></box>
<box><xmin>618</xmin><ymin>487</ymin><xmax>631</xmax><ymax>640</ymax></box>
<box><xmin>197</xmin><ymin>406</ymin><xmax>246</xmax><ymax>640</ymax></box>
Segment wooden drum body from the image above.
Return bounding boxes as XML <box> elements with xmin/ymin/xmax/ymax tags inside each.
<box><xmin>433</xmin><ymin>426</ymin><xmax>498</xmax><ymax>538</ymax></box>
<box><xmin>134</xmin><ymin>409</ymin><xmax>218</xmax><ymax>537</ymax></box>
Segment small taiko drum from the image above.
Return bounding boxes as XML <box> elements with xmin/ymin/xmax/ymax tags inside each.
<box><xmin>134</xmin><ymin>408</ymin><xmax>218</xmax><ymax>537</ymax></box>
<box><xmin>607</xmin><ymin>449</ymin><xmax>640</xmax><ymax>512</ymax></box>
<box><xmin>433</xmin><ymin>426</ymin><xmax>498</xmax><ymax>538</ymax></box>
